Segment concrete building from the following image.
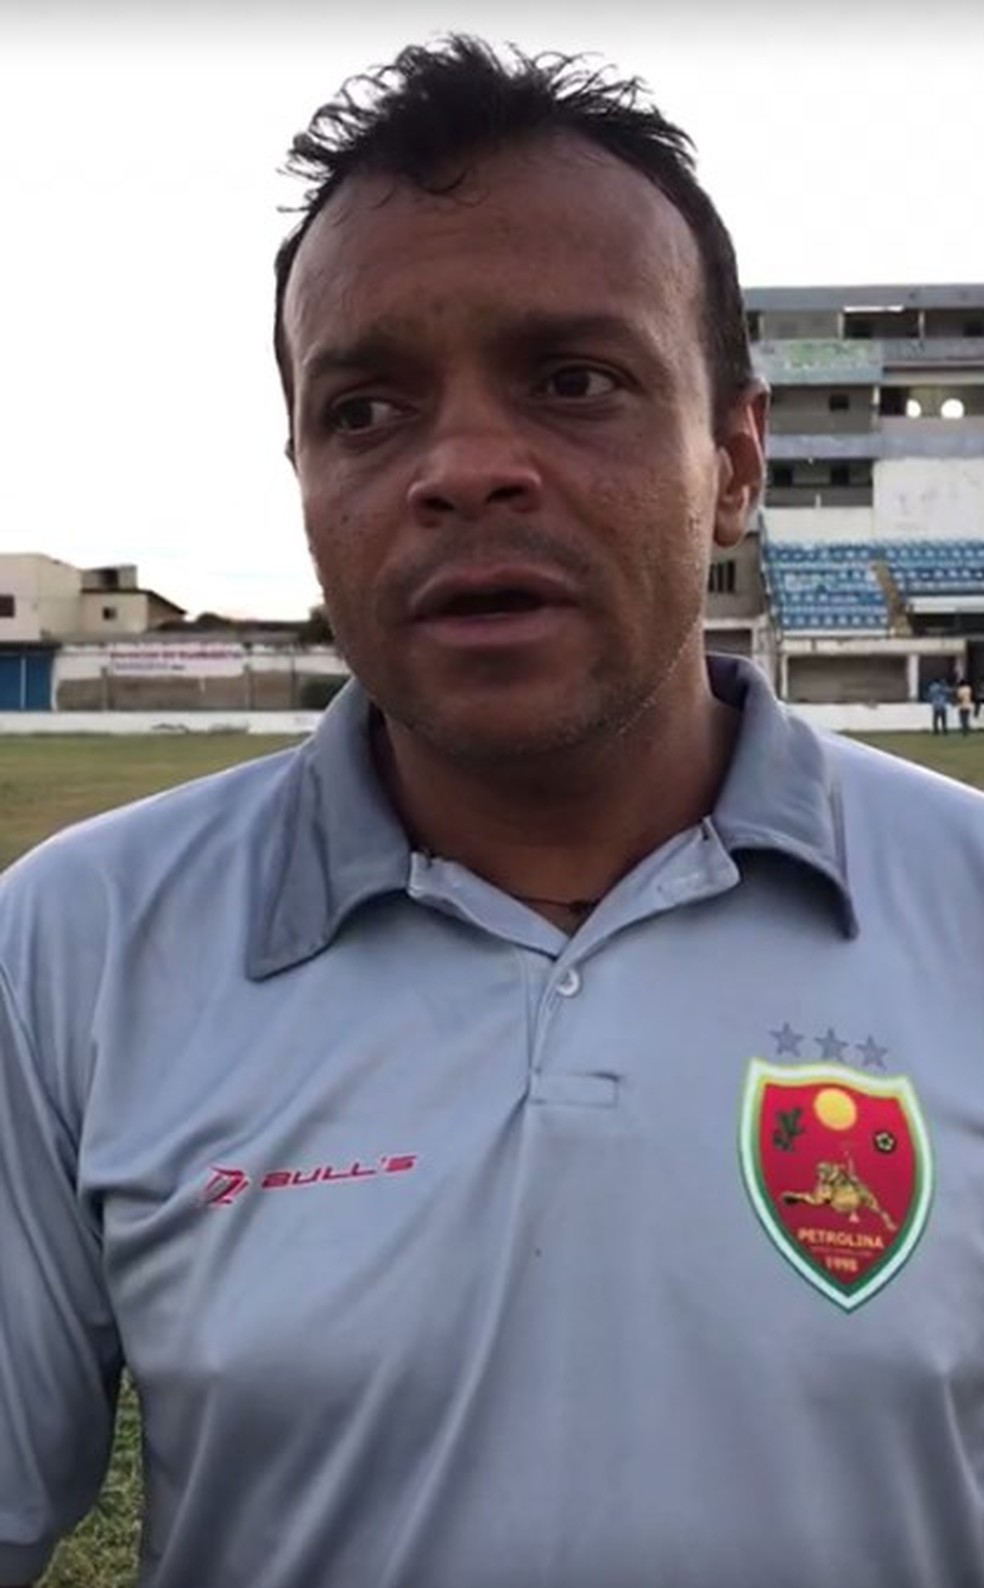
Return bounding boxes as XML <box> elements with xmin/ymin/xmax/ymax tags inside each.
<box><xmin>704</xmin><ymin>523</ymin><xmax>774</xmax><ymax>677</ymax></box>
<box><xmin>0</xmin><ymin>555</ymin><xmax>186</xmax><ymax>710</ymax></box>
<box><xmin>750</xmin><ymin>285</ymin><xmax>984</xmax><ymax>702</ymax></box>
<box><xmin>53</xmin><ymin>638</ymin><xmax>347</xmax><ymax>713</ymax></box>
<box><xmin>0</xmin><ymin>555</ymin><xmax>185</xmax><ymax>643</ymax></box>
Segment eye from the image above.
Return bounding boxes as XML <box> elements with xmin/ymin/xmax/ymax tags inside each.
<box><xmin>540</xmin><ymin>365</ymin><xmax>619</xmax><ymax>400</ymax></box>
<box><xmin>327</xmin><ymin>395</ymin><xmax>405</xmax><ymax>434</ymax></box>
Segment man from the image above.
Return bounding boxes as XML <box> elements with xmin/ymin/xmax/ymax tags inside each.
<box><xmin>927</xmin><ymin>675</ymin><xmax>950</xmax><ymax>734</ymax></box>
<box><xmin>2</xmin><ymin>37</ymin><xmax>984</xmax><ymax>1588</ymax></box>
<box><xmin>956</xmin><ymin>677</ymin><xmax>974</xmax><ymax>735</ymax></box>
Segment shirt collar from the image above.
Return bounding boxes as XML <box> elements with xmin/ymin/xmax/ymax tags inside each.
<box><xmin>244</xmin><ymin>682</ymin><xmax>410</xmax><ymax>980</ymax></box>
<box><xmin>707</xmin><ymin>655</ymin><xmax>856</xmax><ymax>938</ymax></box>
<box><xmin>246</xmin><ymin>656</ymin><xmax>856</xmax><ymax>980</ymax></box>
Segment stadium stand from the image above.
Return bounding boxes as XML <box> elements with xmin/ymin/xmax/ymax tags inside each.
<box><xmin>762</xmin><ymin>539</ymin><xmax>984</xmax><ymax>632</ymax></box>
<box><xmin>889</xmin><ymin>541</ymin><xmax>984</xmax><ymax>598</ymax></box>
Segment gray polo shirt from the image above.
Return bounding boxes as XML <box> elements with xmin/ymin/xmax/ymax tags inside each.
<box><xmin>2</xmin><ymin>655</ymin><xmax>984</xmax><ymax>1588</ymax></box>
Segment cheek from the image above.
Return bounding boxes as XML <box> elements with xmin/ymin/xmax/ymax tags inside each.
<box><xmin>301</xmin><ymin>493</ymin><xmax>365</xmax><ymax>632</ymax></box>
<box><xmin>590</xmin><ymin>466</ymin><xmax>711</xmax><ymax>589</ymax></box>
<box><xmin>593</xmin><ymin>415</ymin><xmax>717</xmax><ymax>520</ymax></box>
<box><xmin>302</xmin><ymin>478</ymin><xmax>364</xmax><ymax>580</ymax></box>
<box><xmin>300</xmin><ymin>457</ymin><xmax>399</xmax><ymax>566</ymax></box>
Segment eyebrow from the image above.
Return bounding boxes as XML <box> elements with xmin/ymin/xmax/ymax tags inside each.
<box><xmin>299</xmin><ymin>334</ymin><xmax>412</xmax><ymax>387</ymax></box>
<box><xmin>298</xmin><ymin>311</ymin><xmax>646</xmax><ymax>388</ymax></box>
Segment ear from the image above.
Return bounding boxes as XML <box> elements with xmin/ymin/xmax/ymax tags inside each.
<box><xmin>714</xmin><ymin>382</ymin><xmax>769</xmax><ymax>549</ymax></box>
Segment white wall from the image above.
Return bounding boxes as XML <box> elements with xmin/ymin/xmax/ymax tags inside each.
<box><xmin>875</xmin><ymin>457</ymin><xmax>984</xmax><ymax>540</ymax></box>
<box><xmin>77</xmin><ymin>591</ymin><xmax>153</xmax><ymax>636</ymax></box>
<box><xmin>0</xmin><ymin>701</ymin><xmax>958</xmax><ymax>736</ymax></box>
<box><xmin>55</xmin><ymin>644</ymin><xmax>348</xmax><ymax>682</ymax></box>
<box><xmin>766</xmin><ymin>507</ymin><xmax>874</xmax><ymax>543</ymax></box>
<box><xmin>767</xmin><ymin>460</ymin><xmax>984</xmax><ymax>544</ymax></box>
<box><xmin>0</xmin><ymin>711</ymin><xmax>320</xmax><ymax>735</ymax></box>
<box><xmin>791</xmin><ymin>702</ymin><xmax>951</xmax><ymax>733</ymax></box>
<box><xmin>0</xmin><ymin>554</ymin><xmax>80</xmax><ymax>641</ymax></box>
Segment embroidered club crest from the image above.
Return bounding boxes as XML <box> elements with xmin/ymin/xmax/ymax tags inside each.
<box><xmin>739</xmin><ymin>1059</ymin><xmax>933</xmax><ymax>1310</ymax></box>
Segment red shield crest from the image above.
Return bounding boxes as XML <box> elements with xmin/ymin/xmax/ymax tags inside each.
<box><xmin>739</xmin><ymin>1060</ymin><xmax>933</xmax><ymax>1309</ymax></box>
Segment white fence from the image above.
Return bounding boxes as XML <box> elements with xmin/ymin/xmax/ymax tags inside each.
<box><xmin>0</xmin><ymin>711</ymin><xmax>321</xmax><ymax>736</ymax></box>
<box><xmin>792</xmin><ymin>702</ymin><xmax>949</xmax><ymax>734</ymax></box>
<box><xmin>0</xmin><ymin>702</ymin><xmax>962</xmax><ymax>736</ymax></box>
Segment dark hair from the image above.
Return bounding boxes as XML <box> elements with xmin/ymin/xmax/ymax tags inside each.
<box><xmin>274</xmin><ymin>36</ymin><xmax>753</xmax><ymax>433</ymax></box>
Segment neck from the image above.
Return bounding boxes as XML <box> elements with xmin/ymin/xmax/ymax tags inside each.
<box><xmin>373</xmin><ymin>678</ymin><xmax>740</xmax><ymax>924</ymax></box>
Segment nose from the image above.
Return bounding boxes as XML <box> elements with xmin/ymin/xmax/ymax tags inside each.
<box><xmin>406</xmin><ymin>394</ymin><xmax>543</xmax><ymax>524</ymax></box>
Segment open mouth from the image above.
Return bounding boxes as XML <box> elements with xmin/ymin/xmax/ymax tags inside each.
<box><xmin>408</xmin><ymin>565</ymin><xmax>579</xmax><ymax>642</ymax></box>
<box><xmin>435</xmin><ymin>587</ymin><xmax>547</xmax><ymax>618</ymax></box>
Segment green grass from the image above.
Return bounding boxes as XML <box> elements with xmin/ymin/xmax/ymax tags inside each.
<box><xmin>851</xmin><ymin>730</ymin><xmax>984</xmax><ymax>791</ymax></box>
<box><xmin>0</xmin><ymin>724</ymin><xmax>980</xmax><ymax>1586</ymax></box>
<box><xmin>39</xmin><ymin>1382</ymin><xmax>143</xmax><ymax>1588</ymax></box>
<box><xmin>0</xmin><ymin>734</ymin><xmax>301</xmax><ymax>872</ymax></box>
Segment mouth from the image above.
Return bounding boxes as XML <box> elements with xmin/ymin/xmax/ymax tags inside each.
<box><xmin>410</xmin><ymin>566</ymin><xmax>579</xmax><ymax>624</ymax></box>
<box><xmin>407</xmin><ymin>568</ymin><xmax>580</xmax><ymax>651</ymax></box>
<box><xmin>426</xmin><ymin>586</ymin><xmax>552</xmax><ymax>620</ymax></box>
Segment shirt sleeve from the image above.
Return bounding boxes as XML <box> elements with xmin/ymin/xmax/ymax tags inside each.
<box><xmin>0</xmin><ymin>961</ymin><xmax>122</xmax><ymax>1585</ymax></box>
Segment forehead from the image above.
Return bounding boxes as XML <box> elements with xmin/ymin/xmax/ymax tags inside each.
<box><xmin>282</xmin><ymin>134</ymin><xmax>704</xmax><ymax>366</ymax></box>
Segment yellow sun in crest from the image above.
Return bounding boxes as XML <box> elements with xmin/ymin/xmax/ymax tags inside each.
<box><xmin>814</xmin><ymin>1087</ymin><xmax>858</xmax><ymax>1131</ymax></box>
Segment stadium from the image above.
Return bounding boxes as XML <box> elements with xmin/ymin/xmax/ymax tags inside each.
<box><xmin>1</xmin><ymin>281</ymin><xmax>984</xmax><ymax>732</ymax></box>
<box><xmin>711</xmin><ymin>282</ymin><xmax>984</xmax><ymax>713</ymax></box>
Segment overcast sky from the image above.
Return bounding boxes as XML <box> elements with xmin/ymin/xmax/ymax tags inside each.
<box><xmin>1</xmin><ymin>0</ymin><xmax>982</xmax><ymax>620</ymax></box>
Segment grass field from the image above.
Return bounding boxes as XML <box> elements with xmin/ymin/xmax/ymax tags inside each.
<box><xmin>853</xmin><ymin>729</ymin><xmax>984</xmax><ymax>790</ymax></box>
<box><xmin>0</xmin><ymin>734</ymin><xmax>302</xmax><ymax>872</ymax></box>
<box><xmin>0</xmin><ymin>724</ymin><xmax>981</xmax><ymax>1586</ymax></box>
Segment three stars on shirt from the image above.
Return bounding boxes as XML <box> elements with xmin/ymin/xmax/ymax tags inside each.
<box><xmin>770</xmin><ymin>1021</ymin><xmax>888</xmax><ymax>1071</ymax></box>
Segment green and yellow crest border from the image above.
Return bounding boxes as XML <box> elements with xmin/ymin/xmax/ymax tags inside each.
<box><xmin>738</xmin><ymin>1058</ymin><xmax>934</xmax><ymax>1311</ymax></box>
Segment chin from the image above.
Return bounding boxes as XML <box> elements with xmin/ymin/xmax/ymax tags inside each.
<box><xmin>397</xmin><ymin>694</ymin><xmax>619</xmax><ymax>767</ymax></box>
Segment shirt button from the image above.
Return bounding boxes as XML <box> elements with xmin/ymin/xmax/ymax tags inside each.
<box><xmin>556</xmin><ymin>968</ymin><xmax>582</xmax><ymax>998</ymax></box>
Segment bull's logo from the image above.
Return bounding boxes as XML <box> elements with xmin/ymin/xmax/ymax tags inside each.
<box><xmin>739</xmin><ymin>1061</ymin><xmax>933</xmax><ymax>1310</ymax></box>
<box><xmin>202</xmin><ymin>1165</ymin><xmax>251</xmax><ymax>1207</ymax></box>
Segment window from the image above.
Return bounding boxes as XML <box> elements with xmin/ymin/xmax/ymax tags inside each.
<box><xmin>0</xmin><ymin>594</ymin><xmax>15</xmax><ymax>618</ymax></box>
<box><xmin>844</xmin><ymin>316</ymin><xmax>873</xmax><ymax>340</ymax></box>
<box><xmin>830</xmin><ymin>464</ymin><xmax>851</xmax><ymax>487</ymax></box>
<box><xmin>879</xmin><ymin>387</ymin><xmax>907</xmax><ymax>417</ymax></box>
<box><xmin>769</xmin><ymin>463</ymin><xmax>794</xmax><ymax>489</ymax></box>
<box><xmin>828</xmin><ymin>392</ymin><xmax>850</xmax><ymax>412</ymax></box>
<box><xmin>708</xmin><ymin>560</ymin><xmax>737</xmax><ymax>596</ymax></box>
<box><xmin>102</xmin><ymin>605</ymin><xmax>118</xmax><ymax>621</ymax></box>
<box><xmin>964</xmin><ymin>320</ymin><xmax>984</xmax><ymax>338</ymax></box>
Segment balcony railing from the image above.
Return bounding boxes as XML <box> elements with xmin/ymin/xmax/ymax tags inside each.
<box><xmin>766</xmin><ymin>422</ymin><xmax>984</xmax><ymax>461</ymax></box>
<box><xmin>765</xmin><ymin>487</ymin><xmax>874</xmax><ymax>509</ymax></box>
<box><xmin>768</xmin><ymin>434</ymin><xmax>878</xmax><ymax>460</ymax></box>
<box><xmin>754</xmin><ymin>336</ymin><xmax>984</xmax><ymax>386</ymax></box>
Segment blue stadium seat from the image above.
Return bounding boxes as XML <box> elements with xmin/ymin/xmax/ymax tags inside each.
<box><xmin>760</xmin><ymin>534</ymin><xmax>984</xmax><ymax>633</ymax></box>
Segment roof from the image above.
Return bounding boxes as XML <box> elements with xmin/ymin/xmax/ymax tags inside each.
<box><xmin>744</xmin><ymin>284</ymin><xmax>984</xmax><ymax>312</ymax></box>
<box><xmin>138</xmin><ymin>589</ymin><xmax>187</xmax><ymax>615</ymax></box>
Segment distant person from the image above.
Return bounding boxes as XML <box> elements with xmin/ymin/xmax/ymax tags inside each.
<box><xmin>928</xmin><ymin>676</ymin><xmax>950</xmax><ymax>734</ymax></box>
<box><xmin>3</xmin><ymin>35</ymin><xmax>984</xmax><ymax>1588</ymax></box>
<box><xmin>956</xmin><ymin>678</ymin><xmax>973</xmax><ymax>735</ymax></box>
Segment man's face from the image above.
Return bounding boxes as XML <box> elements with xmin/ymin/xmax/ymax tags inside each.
<box><xmin>283</xmin><ymin>134</ymin><xmax>763</xmax><ymax>763</ymax></box>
